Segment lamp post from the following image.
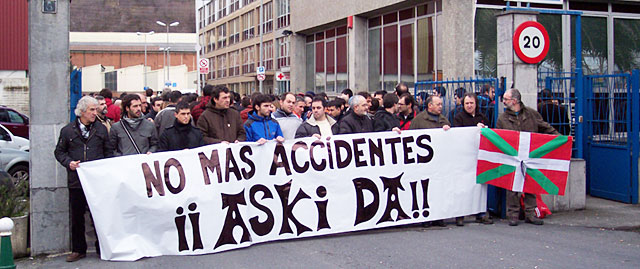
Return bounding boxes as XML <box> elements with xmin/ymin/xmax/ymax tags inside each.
<box><xmin>137</xmin><ymin>31</ymin><xmax>154</xmax><ymax>90</ymax></box>
<box><xmin>156</xmin><ymin>20</ymin><xmax>180</xmax><ymax>87</ymax></box>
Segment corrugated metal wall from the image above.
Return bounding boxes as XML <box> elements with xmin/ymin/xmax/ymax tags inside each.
<box><xmin>0</xmin><ymin>0</ymin><xmax>28</xmax><ymax>71</ymax></box>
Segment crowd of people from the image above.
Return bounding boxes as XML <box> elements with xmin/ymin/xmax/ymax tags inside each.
<box><xmin>54</xmin><ymin>82</ymin><xmax>563</xmax><ymax>262</ymax></box>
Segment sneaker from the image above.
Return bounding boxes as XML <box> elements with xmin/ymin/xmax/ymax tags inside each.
<box><xmin>66</xmin><ymin>252</ymin><xmax>86</xmax><ymax>262</ymax></box>
<box><xmin>455</xmin><ymin>217</ymin><xmax>464</xmax><ymax>226</ymax></box>
<box><xmin>525</xmin><ymin>217</ymin><xmax>544</xmax><ymax>225</ymax></box>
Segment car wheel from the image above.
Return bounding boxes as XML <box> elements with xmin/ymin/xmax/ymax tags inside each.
<box><xmin>8</xmin><ymin>164</ymin><xmax>29</xmax><ymax>184</ymax></box>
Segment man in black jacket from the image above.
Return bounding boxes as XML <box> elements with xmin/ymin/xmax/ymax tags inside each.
<box><xmin>373</xmin><ymin>93</ymin><xmax>402</xmax><ymax>133</ymax></box>
<box><xmin>295</xmin><ymin>97</ymin><xmax>339</xmax><ymax>138</ymax></box>
<box><xmin>158</xmin><ymin>101</ymin><xmax>204</xmax><ymax>151</ymax></box>
<box><xmin>453</xmin><ymin>93</ymin><xmax>489</xmax><ymax>128</ymax></box>
<box><xmin>54</xmin><ymin>96</ymin><xmax>112</xmax><ymax>262</ymax></box>
<box><xmin>338</xmin><ymin>95</ymin><xmax>372</xmax><ymax>134</ymax></box>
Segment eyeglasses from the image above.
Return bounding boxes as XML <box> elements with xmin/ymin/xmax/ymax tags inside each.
<box><xmin>503</xmin><ymin>97</ymin><xmax>514</xmax><ymax>101</ymax></box>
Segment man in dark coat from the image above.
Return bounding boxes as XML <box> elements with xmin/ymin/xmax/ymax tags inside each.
<box><xmin>295</xmin><ymin>97</ymin><xmax>339</xmax><ymax>138</ymax></box>
<box><xmin>397</xmin><ymin>94</ymin><xmax>417</xmax><ymax>130</ymax></box>
<box><xmin>108</xmin><ymin>94</ymin><xmax>158</xmax><ymax>156</ymax></box>
<box><xmin>338</xmin><ymin>95</ymin><xmax>373</xmax><ymax>134</ymax></box>
<box><xmin>54</xmin><ymin>96</ymin><xmax>112</xmax><ymax>262</ymax></box>
<box><xmin>373</xmin><ymin>93</ymin><xmax>401</xmax><ymax>132</ymax></box>
<box><xmin>191</xmin><ymin>84</ymin><xmax>214</xmax><ymax>123</ymax></box>
<box><xmin>498</xmin><ymin>88</ymin><xmax>559</xmax><ymax>226</ymax></box>
<box><xmin>453</xmin><ymin>93</ymin><xmax>490</xmax><ymax>128</ymax></box>
<box><xmin>538</xmin><ymin>89</ymin><xmax>571</xmax><ymax>135</ymax></box>
<box><xmin>158</xmin><ymin>101</ymin><xmax>204</xmax><ymax>151</ymax></box>
<box><xmin>197</xmin><ymin>86</ymin><xmax>246</xmax><ymax>144</ymax></box>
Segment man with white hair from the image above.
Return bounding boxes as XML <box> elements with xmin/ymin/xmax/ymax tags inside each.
<box><xmin>338</xmin><ymin>95</ymin><xmax>373</xmax><ymax>134</ymax></box>
<box><xmin>54</xmin><ymin>96</ymin><xmax>112</xmax><ymax>262</ymax></box>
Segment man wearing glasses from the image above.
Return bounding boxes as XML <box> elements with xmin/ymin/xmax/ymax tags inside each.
<box><xmin>497</xmin><ymin>88</ymin><xmax>559</xmax><ymax>226</ymax></box>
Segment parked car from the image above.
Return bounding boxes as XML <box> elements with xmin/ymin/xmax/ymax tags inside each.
<box><xmin>0</xmin><ymin>124</ymin><xmax>29</xmax><ymax>151</ymax></box>
<box><xmin>0</xmin><ymin>148</ymin><xmax>29</xmax><ymax>183</ymax></box>
<box><xmin>0</xmin><ymin>106</ymin><xmax>29</xmax><ymax>139</ymax></box>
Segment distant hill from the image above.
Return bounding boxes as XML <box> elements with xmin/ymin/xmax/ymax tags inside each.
<box><xmin>70</xmin><ymin>0</ymin><xmax>196</xmax><ymax>33</ymax></box>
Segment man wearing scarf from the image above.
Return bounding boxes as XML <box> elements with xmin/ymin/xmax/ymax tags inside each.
<box><xmin>158</xmin><ymin>101</ymin><xmax>204</xmax><ymax>151</ymax></box>
<box><xmin>108</xmin><ymin>94</ymin><xmax>158</xmax><ymax>156</ymax></box>
<box><xmin>54</xmin><ymin>96</ymin><xmax>111</xmax><ymax>262</ymax></box>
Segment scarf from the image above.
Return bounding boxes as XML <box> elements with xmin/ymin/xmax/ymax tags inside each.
<box><xmin>122</xmin><ymin>116</ymin><xmax>144</xmax><ymax>130</ymax></box>
<box><xmin>76</xmin><ymin>118</ymin><xmax>92</xmax><ymax>139</ymax></box>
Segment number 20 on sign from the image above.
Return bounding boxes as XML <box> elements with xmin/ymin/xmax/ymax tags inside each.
<box><xmin>513</xmin><ymin>21</ymin><xmax>550</xmax><ymax>64</ymax></box>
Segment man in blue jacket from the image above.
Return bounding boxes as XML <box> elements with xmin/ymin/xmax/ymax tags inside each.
<box><xmin>244</xmin><ymin>93</ymin><xmax>285</xmax><ymax>144</ymax></box>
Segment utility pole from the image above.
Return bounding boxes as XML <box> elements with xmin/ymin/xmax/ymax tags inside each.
<box><xmin>157</xmin><ymin>21</ymin><xmax>180</xmax><ymax>87</ymax></box>
<box><xmin>137</xmin><ymin>31</ymin><xmax>154</xmax><ymax>90</ymax></box>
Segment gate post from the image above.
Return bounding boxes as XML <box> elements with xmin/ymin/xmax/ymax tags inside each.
<box><xmin>631</xmin><ymin>70</ymin><xmax>639</xmax><ymax>203</ymax></box>
<box><xmin>496</xmin><ymin>10</ymin><xmax>538</xmax><ymax>108</ymax></box>
<box><xmin>575</xmin><ymin>15</ymin><xmax>584</xmax><ymax>159</ymax></box>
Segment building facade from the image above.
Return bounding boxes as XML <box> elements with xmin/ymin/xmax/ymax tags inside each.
<box><xmin>198</xmin><ymin>0</ymin><xmax>292</xmax><ymax>95</ymax></box>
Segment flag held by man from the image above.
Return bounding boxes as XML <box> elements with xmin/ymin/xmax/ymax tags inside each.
<box><xmin>476</xmin><ymin>128</ymin><xmax>573</xmax><ymax>195</ymax></box>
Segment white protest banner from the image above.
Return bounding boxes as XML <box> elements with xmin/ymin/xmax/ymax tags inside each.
<box><xmin>77</xmin><ymin>127</ymin><xmax>486</xmax><ymax>261</ymax></box>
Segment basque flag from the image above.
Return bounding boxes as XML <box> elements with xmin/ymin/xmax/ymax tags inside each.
<box><xmin>476</xmin><ymin>128</ymin><xmax>573</xmax><ymax>195</ymax></box>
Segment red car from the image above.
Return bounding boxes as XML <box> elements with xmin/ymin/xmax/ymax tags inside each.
<box><xmin>0</xmin><ymin>106</ymin><xmax>29</xmax><ymax>139</ymax></box>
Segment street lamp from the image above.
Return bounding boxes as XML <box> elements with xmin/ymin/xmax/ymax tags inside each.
<box><xmin>137</xmin><ymin>31</ymin><xmax>154</xmax><ymax>90</ymax></box>
<box><xmin>156</xmin><ymin>20</ymin><xmax>180</xmax><ymax>87</ymax></box>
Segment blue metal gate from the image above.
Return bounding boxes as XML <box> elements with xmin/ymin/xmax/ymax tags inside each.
<box><xmin>585</xmin><ymin>71</ymin><xmax>640</xmax><ymax>203</ymax></box>
<box><xmin>414</xmin><ymin>77</ymin><xmax>507</xmax><ymax>216</ymax></box>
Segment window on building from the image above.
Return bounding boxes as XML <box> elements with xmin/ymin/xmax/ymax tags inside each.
<box><xmin>615</xmin><ymin>18</ymin><xmax>640</xmax><ymax>72</ymax></box>
<box><xmin>229</xmin><ymin>50</ymin><xmax>240</xmax><ymax>76</ymax></box>
<box><xmin>276</xmin><ymin>0</ymin><xmax>290</xmax><ymax>29</ymax></box>
<box><xmin>368</xmin><ymin>3</ymin><xmax>439</xmax><ymax>92</ymax></box>
<box><xmin>217</xmin><ymin>0</ymin><xmax>227</xmax><ymax>19</ymax></box>
<box><xmin>261</xmin><ymin>1</ymin><xmax>273</xmax><ymax>34</ymax></box>
<box><xmin>217</xmin><ymin>24</ymin><xmax>227</xmax><ymax>48</ymax></box>
<box><xmin>217</xmin><ymin>54</ymin><xmax>227</xmax><ymax>78</ymax></box>
<box><xmin>242</xmin><ymin>46</ymin><xmax>255</xmax><ymax>74</ymax></box>
<box><xmin>241</xmin><ymin>81</ymin><xmax>256</xmax><ymax>95</ymax></box>
<box><xmin>105</xmin><ymin>71</ymin><xmax>117</xmax><ymax>91</ymax></box>
<box><xmin>243</xmin><ymin>0</ymin><xmax>255</xmax><ymax>6</ymax></box>
<box><xmin>208</xmin><ymin>57</ymin><xmax>215</xmax><ymax>80</ymax></box>
<box><xmin>276</xmin><ymin>36</ymin><xmax>290</xmax><ymax>69</ymax></box>
<box><xmin>572</xmin><ymin>16</ymin><xmax>608</xmax><ymax>75</ymax></box>
<box><xmin>242</xmin><ymin>11</ymin><xmax>255</xmax><ymax>40</ymax></box>
<box><xmin>229</xmin><ymin>18</ymin><xmax>240</xmax><ymax>45</ymax></box>
<box><xmin>308</xmin><ymin>26</ymin><xmax>348</xmax><ymax>93</ymax></box>
<box><xmin>262</xmin><ymin>40</ymin><xmax>274</xmax><ymax>70</ymax></box>
<box><xmin>199</xmin><ymin>7</ymin><xmax>206</xmax><ymax>28</ymax></box>
<box><xmin>229</xmin><ymin>0</ymin><xmax>240</xmax><ymax>14</ymax></box>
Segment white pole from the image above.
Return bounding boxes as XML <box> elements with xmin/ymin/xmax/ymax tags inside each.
<box><xmin>144</xmin><ymin>34</ymin><xmax>148</xmax><ymax>90</ymax></box>
<box><xmin>259</xmin><ymin>0</ymin><xmax>264</xmax><ymax>93</ymax></box>
<box><xmin>166</xmin><ymin>25</ymin><xmax>170</xmax><ymax>86</ymax></box>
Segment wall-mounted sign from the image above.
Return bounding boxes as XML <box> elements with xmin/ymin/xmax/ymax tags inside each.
<box><xmin>42</xmin><ymin>0</ymin><xmax>57</xmax><ymax>14</ymax></box>
<box><xmin>513</xmin><ymin>21</ymin><xmax>550</xmax><ymax>64</ymax></box>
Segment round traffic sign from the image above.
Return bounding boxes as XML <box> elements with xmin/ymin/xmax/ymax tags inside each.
<box><xmin>513</xmin><ymin>21</ymin><xmax>550</xmax><ymax>64</ymax></box>
<box><xmin>198</xmin><ymin>59</ymin><xmax>209</xmax><ymax>68</ymax></box>
<box><xmin>257</xmin><ymin>74</ymin><xmax>266</xmax><ymax>81</ymax></box>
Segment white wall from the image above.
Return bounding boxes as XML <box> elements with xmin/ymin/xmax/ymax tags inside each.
<box><xmin>81</xmin><ymin>64</ymin><xmax>104</xmax><ymax>93</ymax></box>
<box><xmin>0</xmin><ymin>70</ymin><xmax>29</xmax><ymax>116</ymax></box>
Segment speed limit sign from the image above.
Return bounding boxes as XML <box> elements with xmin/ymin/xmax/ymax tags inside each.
<box><xmin>513</xmin><ymin>21</ymin><xmax>550</xmax><ymax>64</ymax></box>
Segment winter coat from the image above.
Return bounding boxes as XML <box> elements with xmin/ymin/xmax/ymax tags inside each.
<box><xmin>338</xmin><ymin>112</ymin><xmax>373</xmax><ymax>134</ymax></box>
<box><xmin>191</xmin><ymin>96</ymin><xmax>211</xmax><ymax>123</ymax></box>
<box><xmin>105</xmin><ymin>98</ymin><xmax>121</xmax><ymax>122</ymax></box>
<box><xmin>537</xmin><ymin>101</ymin><xmax>571</xmax><ymax>135</ymax></box>
<box><xmin>496</xmin><ymin>104</ymin><xmax>559</xmax><ymax>135</ymax></box>
<box><xmin>272</xmin><ymin>109</ymin><xmax>303</xmax><ymax>140</ymax></box>
<box><xmin>196</xmin><ymin>102</ymin><xmax>246</xmax><ymax>144</ymax></box>
<box><xmin>448</xmin><ymin>104</ymin><xmax>464</xmax><ymax>124</ymax></box>
<box><xmin>373</xmin><ymin>109</ymin><xmax>400</xmax><ymax>132</ymax></box>
<box><xmin>398</xmin><ymin>109</ymin><xmax>417</xmax><ymax>130</ymax></box>
<box><xmin>157</xmin><ymin>119</ymin><xmax>204</xmax><ymax>152</ymax></box>
<box><xmin>54</xmin><ymin>119</ymin><xmax>111</xmax><ymax>189</ymax></box>
<box><xmin>154</xmin><ymin>105</ymin><xmax>176</xmax><ymax>136</ymax></box>
<box><xmin>453</xmin><ymin>110</ymin><xmax>489</xmax><ymax>127</ymax></box>
<box><xmin>410</xmin><ymin>111</ymin><xmax>451</xmax><ymax>130</ymax></box>
<box><xmin>295</xmin><ymin>114</ymin><xmax>339</xmax><ymax>138</ymax></box>
<box><xmin>108</xmin><ymin>118</ymin><xmax>158</xmax><ymax>156</ymax></box>
<box><xmin>240</xmin><ymin>108</ymin><xmax>252</xmax><ymax>122</ymax></box>
<box><xmin>244</xmin><ymin>111</ymin><xmax>284</xmax><ymax>142</ymax></box>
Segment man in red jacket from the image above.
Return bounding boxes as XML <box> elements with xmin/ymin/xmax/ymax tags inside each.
<box><xmin>191</xmin><ymin>84</ymin><xmax>214</xmax><ymax>122</ymax></box>
<box><xmin>99</xmin><ymin>88</ymin><xmax>121</xmax><ymax>122</ymax></box>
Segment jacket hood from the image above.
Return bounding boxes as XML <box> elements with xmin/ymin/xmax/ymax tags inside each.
<box><xmin>305</xmin><ymin>113</ymin><xmax>336</xmax><ymax>126</ymax></box>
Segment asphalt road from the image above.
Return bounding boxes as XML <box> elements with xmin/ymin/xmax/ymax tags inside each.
<box><xmin>16</xmin><ymin>219</ymin><xmax>640</xmax><ymax>268</ymax></box>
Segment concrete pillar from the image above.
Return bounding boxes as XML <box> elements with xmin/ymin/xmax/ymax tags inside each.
<box><xmin>348</xmin><ymin>15</ymin><xmax>367</xmax><ymax>92</ymax></box>
<box><xmin>441</xmin><ymin>0</ymin><xmax>475</xmax><ymax>80</ymax></box>
<box><xmin>290</xmin><ymin>34</ymin><xmax>307</xmax><ymax>93</ymax></box>
<box><xmin>496</xmin><ymin>11</ymin><xmax>539</xmax><ymax>108</ymax></box>
<box><xmin>29</xmin><ymin>0</ymin><xmax>71</xmax><ymax>255</ymax></box>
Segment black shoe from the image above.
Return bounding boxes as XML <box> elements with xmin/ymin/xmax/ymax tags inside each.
<box><xmin>525</xmin><ymin>217</ymin><xmax>544</xmax><ymax>225</ymax></box>
<box><xmin>455</xmin><ymin>217</ymin><xmax>464</xmax><ymax>226</ymax></box>
<box><xmin>66</xmin><ymin>252</ymin><xmax>86</xmax><ymax>262</ymax></box>
<box><xmin>508</xmin><ymin>219</ymin><xmax>518</xmax><ymax>226</ymax></box>
<box><xmin>434</xmin><ymin>220</ymin><xmax>447</xmax><ymax>227</ymax></box>
<box><xmin>476</xmin><ymin>215</ymin><xmax>494</xmax><ymax>224</ymax></box>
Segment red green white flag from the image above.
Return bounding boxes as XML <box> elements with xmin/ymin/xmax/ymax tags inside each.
<box><xmin>476</xmin><ymin>128</ymin><xmax>573</xmax><ymax>195</ymax></box>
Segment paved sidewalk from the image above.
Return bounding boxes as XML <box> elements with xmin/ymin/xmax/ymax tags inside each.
<box><xmin>544</xmin><ymin>196</ymin><xmax>640</xmax><ymax>230</ymax></box>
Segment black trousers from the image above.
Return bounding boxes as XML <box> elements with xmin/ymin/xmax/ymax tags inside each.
<box><xmin>69</xmin><ymin>188</ymin><xmax>98</xmax><ymax>254</ymax></box>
